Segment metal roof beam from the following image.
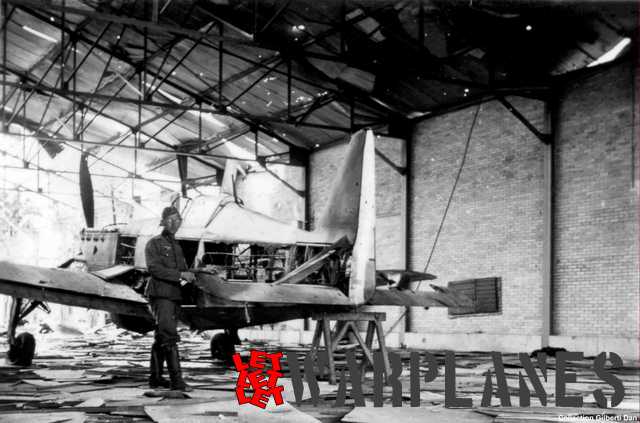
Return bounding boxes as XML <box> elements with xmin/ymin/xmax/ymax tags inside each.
<box><xmin>8</xmin><ymin>0</ymin><xmax>346</xmax><ymax>62</ymax></box>
<box><xmin>0</xmin><ymin>65</ymin><xmax>224</xmax><ymax>173</ymax></box>
<box><xmin>15</xmin><ymin>5</ymin><xmax>330</xmax><ymax>149</ymax></box>
<box><xmin>63</xmin><ymin>22</ymin><xmax>112</xmax><ymax>86</ymax></box>
<box><xmin>0</xmin><ymin>110</ymin><xmax>175</xmax><ymax>192</ymax></box>
<box><xmin>1</xmin><ymin>130</ymin><xmax>278</xmax><ymax>163</ymax></box>
<box><xmin>0</xmin><ymin>163</ymin><xmax>182</xmax><ymax>184</ymax></box>
<box><xmin>497</xmin><ymin>96</ymin><xmax>551</xmax><ymax>144</ymax></box>
<box><xmin>146</xmin><ymin>24</ymin><xmax>215</xmax><ymax>98</ymax></box>
<box><xmin>0</xmin><ymin>80</ymin><xmax>355</xmax><ymax>132</ymax></box>
<box><xmin>20</xmin><ymin>0</ymin><xmax>395</xmax><ymax>122</ymax></box>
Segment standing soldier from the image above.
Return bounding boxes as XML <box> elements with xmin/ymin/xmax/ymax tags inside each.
<box><xmin>145</xmin><ymin>206</ymin><xmax>195</xmax><ymax>391</ymax></box>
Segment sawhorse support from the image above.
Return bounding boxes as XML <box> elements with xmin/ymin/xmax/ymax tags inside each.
<box><xmin>309</xmin><ymin>312</ymin><xmax>391</xmax><ymax>385</ymax></box>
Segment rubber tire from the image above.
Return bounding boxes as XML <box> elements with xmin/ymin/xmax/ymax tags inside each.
<box><xmin>210</xmin><ymin>332</ymin><xmax>235</xmax><ymax>363</ymax></box>
<box><xmin>8</xmin><ymin>332</ymin><xmax>36</xmax><ymax>366</ymax></box>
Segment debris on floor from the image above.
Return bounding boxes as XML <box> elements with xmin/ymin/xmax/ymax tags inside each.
<box><xmin>0</xmin><ymin>324</ymin><xmax>638</xmax><ymax>422</ymax></box>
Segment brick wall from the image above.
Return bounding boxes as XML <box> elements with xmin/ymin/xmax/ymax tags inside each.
<box><xmin>553</xmin><ymin>62</ymin><xmax>638</xmax><ymax>337</ymax></box>
<box><xmin>408</xmin><ymin>98</ymin><xmax>546</xmax><ymax>335</ymax></box>
<box><xmin>308</xmin><ymin>60</ymin><xmax>638</xmax><ymax>340</ymax></box>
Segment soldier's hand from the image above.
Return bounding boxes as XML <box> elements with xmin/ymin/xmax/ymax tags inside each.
<box><xmin>180</xmin><ymin>271</ymin><xmax>196</xmax><ymax>283</ymax></box>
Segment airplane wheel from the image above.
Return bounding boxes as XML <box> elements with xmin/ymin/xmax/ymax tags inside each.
<box><xmin>210</xmin><ymin>332</ymin><xmax>235</xmax><ymax>363</ymax></box>
<box><xmin>8</xmin><ymin>332</ymin><xmax>35</xmax><ymax>366</ymax></box>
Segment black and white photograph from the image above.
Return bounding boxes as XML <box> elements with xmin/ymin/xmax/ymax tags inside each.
<box><xmin>0</xmin><ymin>1</ymin><xmax>638</xmax><ymax>422</ymax></box>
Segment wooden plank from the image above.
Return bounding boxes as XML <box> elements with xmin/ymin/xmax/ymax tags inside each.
<box><xmin>311</xmin><ymin>312</ymin><xmax>386</xmax><ymax>321</ymax></box>
<box><xmin>374</xmin><ymin>319</ymin><xmax>391</xmax><ymax>380</ymax></box>
<box><xmin>348</xmin><ymin>322</ymin><xmax>374</xmax><ymax>366</ymax></box>
<box><xmin>343</xmin><ymin>407</ymin><xmax>494</xmax><ymax>423</ymax></box>
<box><xmin>0</xmin><ymin>412</ymin><xmax>86</xmax><ymax>423</ymax></box>
<box><xmin>310</xmin><ymin>320</ymin><xmax>323</xmax><ymax>351</ymax></box>
<box><xmin>361</xmin><ymin>321</ymin><xmax>376</xmax><ymax>375</ymax></box>
<box><xmin>321</xmin><ymin>319</ymin><xmax>337</xmax><ymax>384</ymax></box>
<box><xmin>330</xmin><ymin>321</ymin><xmax>351</xmax><ymax>352</ymax></box>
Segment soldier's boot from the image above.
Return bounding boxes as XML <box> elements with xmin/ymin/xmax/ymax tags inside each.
<box><xmin>148</xmin><ymin>342</ymin><xmax>170</xmax><ymax>389</ymax></box>
<box><xmin>164</xmin><ymin>344</ymin><xmax>193</xmax><ymax>392</ymax></box>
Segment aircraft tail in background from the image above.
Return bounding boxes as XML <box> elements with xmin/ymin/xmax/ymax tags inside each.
<box><xmin>316</xmin><ymin>129</ymin><xmax>376</xmax><ymax>305</ymax></box>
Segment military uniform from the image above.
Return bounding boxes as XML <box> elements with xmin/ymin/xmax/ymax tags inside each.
<box><xmin>145</xmin><ymin>227</ymin><xmax>191</xmax><ymax>390</ymax></box>
<box><xmin>145</xmin><ymin>229</ymin><xmax>187</xmax><ymax>346</ymax></box>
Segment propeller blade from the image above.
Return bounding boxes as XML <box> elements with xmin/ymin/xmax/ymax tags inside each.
<box><xmin>79</xmin><ymin>152</ymin><xmax>94</xmax><ymax>228</ymax></box>
<box><xmin>177</xmin><ymin>154</ymin><xmax>188</xmax><ymax>197</ymax></box>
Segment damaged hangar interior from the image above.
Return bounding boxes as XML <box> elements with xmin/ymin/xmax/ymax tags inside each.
<box><xmin>0</xmin><ymin>0</ymin><xmax>638</xmax><ymax>421</ymax></box>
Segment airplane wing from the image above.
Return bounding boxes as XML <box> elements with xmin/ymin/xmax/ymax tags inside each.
<box><xmin>193</xmin><ymin>272</ymin><xmax>471</xmax><ymax>308</ymax></box>
<box><xmin>121</xmin><ymin>201</ymin><xmax>334</xmax><ymax>246</ymax></box>
<box><xmin>0</xmin><ymin>259</ymin><xmax>471</xmax><ymax>337</ymax></box>
<box><xmin>196</xmin><ymin>201</ymin><xmax>331</xmax><ymax>245</ymax></box>
<box><xmin>0</xmin><ymin>261</ymin><xmax>149</xmax><ymax>317</ymax></box>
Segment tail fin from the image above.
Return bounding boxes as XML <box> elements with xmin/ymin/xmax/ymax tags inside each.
<box><xmin>316</xmin><ymin>129</ymin><xmax>376</xmax><ymax>305</ymax></box>
<box><xmin>316</xmin><ymin>130</ymin><xmax>367</xmax><ymax>241</ymax></box>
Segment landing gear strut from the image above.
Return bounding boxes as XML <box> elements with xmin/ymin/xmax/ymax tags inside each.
<box><xmin>6</xmin><ymin>297</ymin><xmax>48</xmax><ymax>366</ymax></box>
<box><xmin>210</xmin><ymin>328</ymin><xmax>240</xmax><ymax>364</ymax></box>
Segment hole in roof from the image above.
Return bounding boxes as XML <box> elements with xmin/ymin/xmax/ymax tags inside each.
<box><xmin>588</xmin><ymin>37</ymin><xmax>631</xmax><ymax>68</ymax></box>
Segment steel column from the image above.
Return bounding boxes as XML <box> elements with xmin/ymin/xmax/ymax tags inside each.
<box><xmin>60</xmin><ymin>0</ymin><xmax>65</xmax><ymax>87</ymax></box>
<box><xmin>399</xmin><ymin>135</ymin><xmax>409</xmax><ymax>339</ymax></box>
<box><xmin>287</xmin><ymin>57</ymin><xmax>291</xmax><ymax>119</ymax></box>
<box><xmin>541</xmin><ymin>92</ymin><xmax>557</xmax><ymax>348</ymax></box>
<box><xmin>1</xmin><ymin>0</ymin><xmax>7</xmax><ymax>132</ymax></box>
<box><xmin>218</xmin><ymin>23</ymin><xmax>223</xmax><ymax>104</ymax></box>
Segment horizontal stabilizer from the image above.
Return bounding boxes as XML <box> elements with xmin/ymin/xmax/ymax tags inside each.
<box><xmin>368</xmin><ymin>285</ymin><xmax>471</xmax><ymax>308</ymax></box>
<box><xmin>193</xmin><ymin>272</ymin><xmax>470</xmax><ymax>308</ymax></box>
<box><xmin>429</xmin><ymin>283</ymin><xmax>473</xmax><ymax>307</ymax></box>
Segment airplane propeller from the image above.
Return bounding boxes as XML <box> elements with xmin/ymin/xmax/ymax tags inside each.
<box><xmin>79</xmin><ymin>152</ymin><xmax>95</xmax><ymax>228</ymax></box>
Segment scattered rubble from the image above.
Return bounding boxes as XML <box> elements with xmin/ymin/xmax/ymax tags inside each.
<box><xmin>0</xmin><ymin>324</ymin><xmax>637</xmax><ymax>422</ymax></box>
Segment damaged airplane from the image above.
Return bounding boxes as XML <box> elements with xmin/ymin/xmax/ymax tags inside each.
<box><xmin>0</xmin><ymin>129</ymin><xmax>470</xmax><ymax>366</ymax></box>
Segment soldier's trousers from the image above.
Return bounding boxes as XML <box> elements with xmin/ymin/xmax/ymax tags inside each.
<box><xmin>148</xmin><ymin>298</ymin><xmax>180</xmax><ymax>347</ymax></box>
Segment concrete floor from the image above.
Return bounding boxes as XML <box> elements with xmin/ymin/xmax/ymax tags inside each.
<box><xmin>0</xmin><ymin>324</ymin><xmax>638</xmax><ymax>422</ymax></box>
